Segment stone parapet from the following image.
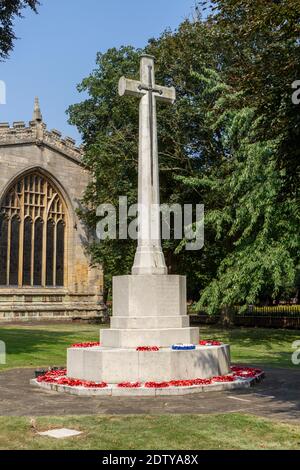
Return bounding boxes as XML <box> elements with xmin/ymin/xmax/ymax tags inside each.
<box><xmin>0</xmin><ymin>121</ymin><xmax>83</xmax><ymax>163</ymax></box>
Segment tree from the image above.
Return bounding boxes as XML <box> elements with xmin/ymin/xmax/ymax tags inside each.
<box><xmin>69</xmin><ymin>2</ymin><xmax>299</xmax><ymax>311</ymax></box>
<box><xmin>68</xmin><ymin>22</ymin><xmax>224</xmax><ymax>300</ymax></box>
<box><xmin>192</xmin><ymin>73</ymin><xmax>299</xmax><ymax>315</ymax></box>
<box><xmin>186</xmin><ymin>1</ymin><xmax>300</xmax><ymax>314</ymax></box>
<box><xmin>201</xmin><ymin>0</ymin><xmax>300</xmax><ymax>195</ymax></box>
<box><xmin>0</xmin><ymin>0</ymin><xmax>39</xmax><ymax>59</ymax></box>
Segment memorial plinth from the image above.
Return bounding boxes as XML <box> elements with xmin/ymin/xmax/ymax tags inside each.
<box><xmin>67</xmin><ymin>274</ymin><xmax>231</xmax><ymax>383</ymax></box>
<box><xmin>67</xmin><ymin>344</ymin><xmax>231</xmax><ymax>384</ymax></box>
<box><xmin>102</xmin><ymin>275</ymin><xmax>198</xmax><ymax>347</ymax></box>
<box><xmin>67</xmin><ymin>54</ymin><xmax>231</xmax><ymax>390</ymax></box>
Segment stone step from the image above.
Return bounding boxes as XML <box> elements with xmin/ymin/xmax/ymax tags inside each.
<box><xmin>101</xmin><ymin>326</ymin><xmax>199</xmax><ymax>348</ymax></box>
<box><xmin>110</xmin><ymin>315</ymin><xmax>190</xmax><ymax>329</ymax></box>
<box><xmin>67</xmin><ymin>344</ymin><xmax>231</xmax><ymax>383</ymax></box>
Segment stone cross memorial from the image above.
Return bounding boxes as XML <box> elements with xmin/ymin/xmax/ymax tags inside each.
<box><xmin>119</xmin><ymin>54</ymin><xmax>175</xmax><ymax>275</ymax></box>
<box><xmin>67</xmin><ymin>55</ymin><xmax>230</xmax><ymax>388</ymax></box>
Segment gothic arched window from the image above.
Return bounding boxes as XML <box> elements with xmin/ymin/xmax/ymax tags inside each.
<box><xmin>0</xmin><ymin>172</ymin><xmax>66</xmax><ymax>287</ymax></box>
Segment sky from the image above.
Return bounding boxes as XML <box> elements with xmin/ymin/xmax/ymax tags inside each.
<box><xmin>0</xmin><ymin>0</ymin><xmax>196</xmax><ymax>143</ymax></box>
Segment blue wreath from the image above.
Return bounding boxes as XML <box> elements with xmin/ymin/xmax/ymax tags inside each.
<box><xmin>171</xmin><ymin>344</ymin><xmax>196</xmax><ymax>351</ymax></box>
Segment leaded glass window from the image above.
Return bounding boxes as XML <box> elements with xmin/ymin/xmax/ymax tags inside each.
<box><xmin>0</xmin><ymin>171</ymin><xmax>66</xmax><ymax>287</ymax></box>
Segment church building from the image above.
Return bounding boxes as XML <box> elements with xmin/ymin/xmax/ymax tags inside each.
<box><xmin>0</xmin><ymin>98</ymin><xmax>103</xmax><ymax>321</ymax></box>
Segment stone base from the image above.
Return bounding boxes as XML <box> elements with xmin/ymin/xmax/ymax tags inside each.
<box><xmin>67</xmin><ymin>344</ymin><xmax>231</xmax><ymax>383</ymax></box>
<box><xmin>111</xmin><ymin>274</ymin><xmax>187</xmax><ymax>319</ymax></box>
<box><xmin>101</xmin><ymin>327</ymin><xmax>199</xmax><ymax>348</ymax></box>
<box><xmin>67</xmin><ymin>274</ymin><xmax>230</xmax><ymax>390</ymax></box>
<box><xmin>102</xmin><ymin>274</ymin><xmax>198</xmax><ymax>348</ymax></box>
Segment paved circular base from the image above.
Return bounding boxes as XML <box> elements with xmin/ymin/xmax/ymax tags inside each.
<box><xmin>30</xmin><ymin>371</ymin><xmax>264</xmax><ymax>396</ymax></box>
<box><xmin>5</xmin><ymin>367</ymin><xmax>300</xmax><ymax>421</ymax></box>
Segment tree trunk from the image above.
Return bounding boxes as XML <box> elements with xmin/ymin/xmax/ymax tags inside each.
<box><xmin>219</xmin><ymin>305</ymin><xmax>235</xmax><ymax>327</ymax></box>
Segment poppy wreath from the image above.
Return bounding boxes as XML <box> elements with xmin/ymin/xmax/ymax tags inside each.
<box><xmin>36</xmin><ymin>366</ymin><xmax>263</xmax><ymax>389</ymax></box>
<box><xmin>171</xmin><ymin>344</ymin><xmax>196</xmax><ymax>351</ymax></box>
<box><xmin>145</xmin><ymin>381</ymin><xmax>170</xmax><ymax>388</ymax></box>
<box><xmin>231</xmin><ymin>366</ymin><xmax>263</xmax><ymax>378</ymax></box>
<box><xmin>144</xmin><ymin>376</ymin><xmax>236</xmax><ymax>387</ymax></box>
<box><xmin>56</xmin><ymin>377</ymin><xmax>107</xmax><ymax>388</ymax></box>
<box><xmin>71</xmin><ymin>342</ymin><xmax>101</xmax><ymax>348</ymax></box>
<box><xmin>136</xmin><ymin>346</ymin><xmax>160</xmax><ymax>351</ymax></box>
<box><xmin>199</xmin><ymin>340</ymin><xmax>222</xmax><ymax>346</ymax></box>
<box><xmin>37</xmin><ymin>369</ymin><xmax>107</xmax><ymax>388</ymax></box>
<box><xmin>117</xmin><ymin>382</ymin><xmax>141</xmax><ymax>388</ymax></box>
<box><xmin>168</xmin><ymin>378</ymin><xmax>213</xmax><ymax>387</ymax></box>
<box><xmin>211</xmin><ymin>375</ymin><xmax>236</xmax><ymax>383</ymax></box>
<box><xmin>37</xmin><ymin>368</ymin><xmax>66</xmax><ymax>382</ymax></box>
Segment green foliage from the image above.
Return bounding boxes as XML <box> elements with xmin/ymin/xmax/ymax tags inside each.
<box><xmin>0</xmin><ymin>0</ymin><xmax>39</xmax><ymax>59</ymax></box>
<box><xmin>183</xmin><ymin>65</ymin><xmax>299</xmax><ymax>313</ymax></box>
<box><xmin>204</xmin><ymin>0</ymin><xmax>300</xmax><ymax>198</ymax></box>
<box><xmin>68</xmin><ymin>47</ymin><xmax>141</xmax><ymax>297</ymax></box>
<box><xmin>69</xmin><ymin>2</ymin><xmax>299</xmax><ymax>311</ymax></box>
<box><xmin>68</xmin><ymin>25</ymin><xmax>223</xmax><ymax>299</ymax></box>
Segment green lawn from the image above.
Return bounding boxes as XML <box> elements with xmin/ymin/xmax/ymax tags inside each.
<box><xmin>0</xmin><ymin>323</ymin><xmax>107</xmax><ymax>371</ymax></box>
<box><xmin>0</xmin><ymin>414</ymin><xmax>300</xmax><ymax>450</ymax></box>
<box><xmin>0</xmin><ymin>322</ymin><xmax>299</xmax><ymax>371</ymax></box>
<box><xmin>199</xmin><ymin>326</ymin><xmax>300</xmax><ymax>369</ymax></box>
<box><xmin>0</xmin><ymin>322</ymin><xmax>299</xmax><ymax>450</ymax></box>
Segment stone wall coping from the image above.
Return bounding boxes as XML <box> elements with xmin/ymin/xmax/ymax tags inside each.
<box><xmin>0</xmin><ymin>122</ymin><xmax>84</xmax><ymax>165</ymax></box>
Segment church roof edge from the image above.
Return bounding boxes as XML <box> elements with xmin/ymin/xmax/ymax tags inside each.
<box><xmin>0</xmin><ymin>97</ymin><xmax>83</xmax><ymax>163</ymax></box>
<box><xmin>0</xmin><ymin>120</ymin><xmax>84</xmax><ymax>163</ymax></box>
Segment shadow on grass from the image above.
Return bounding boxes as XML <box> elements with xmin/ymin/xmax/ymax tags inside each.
<box><xmin>0</xmin><ymin>326</ymin><xmax>100</xmax><ymax>369</ymax></box>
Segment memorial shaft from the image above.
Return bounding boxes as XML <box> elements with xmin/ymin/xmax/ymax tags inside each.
<box><xmin>118</xmin><ymin>54</ymin><xmax>176</xmax><ymax>275</ymax></box>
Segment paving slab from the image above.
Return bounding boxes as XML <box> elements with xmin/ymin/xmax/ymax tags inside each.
<box><xmin>38</xmin><ymin>428</ymin><xmax>82</xmax><ymax>439</ymax></box>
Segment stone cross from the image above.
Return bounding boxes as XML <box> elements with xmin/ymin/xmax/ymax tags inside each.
<box><xmin>119</xmin><ymin>54</ymin><xmax>176</xmax><ymax>275</ymax></box>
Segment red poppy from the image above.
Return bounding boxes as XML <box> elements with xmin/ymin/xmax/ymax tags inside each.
<box><xmin>117</xmin><ymin>382</ymin><xmax>141</xmax><ymax>388</ymax></box>
<box><xmin>199</xmin><ymin>340</ymin><xmax>222</xmax><ymax>346</ymax></box>
<box><xmin>136</xmin><ymin>346</ymin><xmax>160</xmax><ymax>352</ymax></box>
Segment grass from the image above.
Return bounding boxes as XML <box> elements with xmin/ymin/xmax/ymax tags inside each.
<box><xmin>0</xmin><ymin>322</ymin><xmax>299</xmax><ymax>371</ymax></box>
<box><xmin>199</xmin><ymin>325</ymin><xmax>300</xmax><ymax>369</ymax></box>
<box><xmin>0</xmin><ymin>323</ymin><xmax>107</xmax><ymax>371</ymax></box>
<box><xmin>0</xmin><ymin>322</ymin><xmax>299</xmax><ymax>450</ymax></box>
<box><xmin>0</xmin><ymin>414</ymin><xmax>299</xmax><ymax>450</ymax></box>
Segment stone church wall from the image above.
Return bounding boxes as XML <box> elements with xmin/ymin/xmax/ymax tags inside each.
<box><xmin>0</xmin><ymin>118</ymin><xmax>104</xmax><ymax>321</ymax></box>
